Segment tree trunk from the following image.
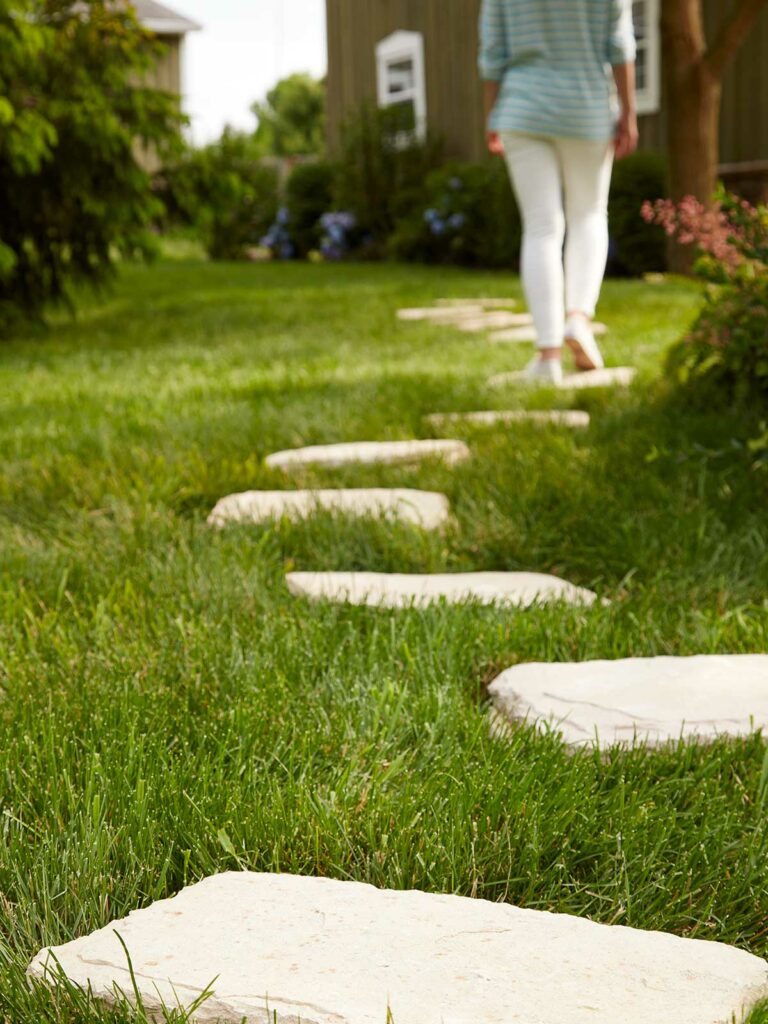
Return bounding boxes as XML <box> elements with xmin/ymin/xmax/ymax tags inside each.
<box><xmin>661</xmin><ymin>0</ymin><xmax>722</xmax><ymax>271</ymax></box>
<box><xmin>660</xmin><ymin>0</ymin><xmax>768</xmax><ymax>272</ymax></box>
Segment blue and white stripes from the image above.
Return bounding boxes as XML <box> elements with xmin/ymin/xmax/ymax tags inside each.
<box><xmin>479</xmin><ymin>0</ymin><xmax>637</xmax><ymax>141</ymax></box>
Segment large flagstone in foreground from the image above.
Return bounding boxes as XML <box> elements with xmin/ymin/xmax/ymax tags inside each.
<box><xmin>425</xmin><ymin>409</ymin><xmax>590</xmax><ymax>429</ymax></box>
<box><xmin>208</xmin><ymin>489</ymin><xmax>451</xmax><ymax>530</ymax></box>
<box><xmin>286</xmin><ymin>571</ymin><xmax>598</xmax><ymax>607</ymax></box>
<box><xmin>489</xmin><ymin>654</ymin><xmax>768</xmax><ymax>747</ymax></box>
<box><xmin>28</xmin><ymin>872</ymin><xmax>768</xmax><ymax>1024</ymax></box>
<box><xmin>266</xmin><ymin>439</ymin><xmax>470</xmax><ymax>471</ymax></box>
<box><xmin>489</xmin><ymin>366</ymin><xmax>636</xmax><ymax>390</ymax></box>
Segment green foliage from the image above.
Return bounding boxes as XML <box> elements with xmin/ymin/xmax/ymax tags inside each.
<box><xmin>251</xmin><ymin>73</ymin><xmax>325</xmax><ymax>157</ymax></box>
<box><xmin>333</xmin><ymin>103</ymin><xmax>446</xmax><ymax>252</ymax></box>
<box><xmin>389</xmin><ymin>159</ymin><xmax>522</xmax><ymax>269</ymax></box>
<box><xmin>285</xmin><ymin>160</ymin><xmax>336</xmax><ymax>257</ymax></box>
<box><xmin>608</xmin><ymin>152</ymin><xmax>668</xmax><ymax>276</ymax></box>
<box><xmin>160</xmin><ymin>131</ymin><xmax>278</xmax><ymax>260</ymax></box>
<box><xmin>665</xmin><ymin>192</ymin><xmax>768</xmax><ymax>405</ymax></box>
<box><xmin>668</xmin><ymin>273</ymin><xmax>768</xmax><ymax>404</ymax></box>
<box><xmin>0</xmin><ymin>0</ymin><xmax>183</xmax><ymax>323</ymax></box>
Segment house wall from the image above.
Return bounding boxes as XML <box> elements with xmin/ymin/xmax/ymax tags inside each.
<box><xmin>326</xmin><ymin>0</ymin><xmax>768</xmax><ymax>181</ymax></box>
<box><xmin>147</xmin><ymin>34</ymin><xmax>183</xmax><ymax>95</ymax></box>
<box><xmin>326</xmin><ymin>0</ymin><xmax>487</xmax><ymax>161</ymax></box>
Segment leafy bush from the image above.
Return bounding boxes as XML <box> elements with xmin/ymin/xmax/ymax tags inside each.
<box><xmin>285</xmin><ymin>161</ymin><xmax>336</xmax><ymax>256</ymax></box>
<box><xmin>0</xmin><ymin>0</ymin><xmax>182</xmax><ymax>324</ymax></box>
<box><xmin>645</xmin><ymin>191</ymin><xmax>768</xmax><ymax>403</ymax></box>
<box><xmin>333</xmin><ymin>103</ymin><xmax>445</xmax><ymax>254</ymax></box>
<box><xmin>161</xmin><ymin>131</ymin><xmax>278</xmax><ymax>260</ymax></box>
<box><xmin>608</xmin><ymin>152</ymin><xmax>668</xmax><ymax>276</ymax></box>
<box><xmin>389</xmin><ymin>160</ymin><xmax>522</xmax><ymax>269</ymax></box>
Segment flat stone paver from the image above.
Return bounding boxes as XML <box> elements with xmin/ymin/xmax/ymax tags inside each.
<box><xmin>489</xmin><ymin>366</ymin><xmax>636</xmax><ymax>390</ymax></box>
<box><xmin>266</xmin><ymin>439</ymin><xmax>470</xmax><ymax>471</ymax></box>
<box><xmin>490</xmin><ymin>322</ymin><xmax>607</xmax><ymax>344</ymax></box>
<box><xmin>208</xmin><ymin>489</ymin><xmax>452</xmax><ymax>530</ymax></box>
<box><xmin>456</xmin><ymin>311</ymin><xmax>532</xmax><ymax>332</ymax></box>
<box><xmin>28</xmin><ymin>872</ymin><xmax>768</xmax><ymax>1024</ymax></box>
<box><xmin>425</xmin><ymin>409</ymin><xmax>590</xmax><ymax>429</ymax></box>
<box><xmin>286</xmin><ymin>571</ymin><xmax>598</xmax><ymax>607</ymax></box>
<box><xmin>437</xmin><ymin>297</ymin><xmax>519</xmax><ymax>308</ymax></box>
<box><xmin>489</xmin><ymin>654</ymin><xmax>768</xmax><ymax>747</ymax></box>
<box><xmin>397</xmin><ymin>305</ymin><xmax>484</xmax><ymax>321</ymax></box>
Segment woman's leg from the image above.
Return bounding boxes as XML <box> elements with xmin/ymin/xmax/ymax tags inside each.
<box><xmin>558</xmin><ymin>138</ymin><xmax>614</xmax><ymax>320</ymax></box>
<box><xmin>501</xmin><ymin>133</ymin><xmax>565</xmax><ymax>357</ymax></box>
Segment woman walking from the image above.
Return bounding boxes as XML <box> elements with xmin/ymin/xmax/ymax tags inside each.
<box><xmin>480</xmin><ymin>0</ymin><xmax>638</xmax><ymax>383</ymax></box>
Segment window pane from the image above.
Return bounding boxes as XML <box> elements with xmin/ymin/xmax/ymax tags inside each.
<box><xmin>386</xmin><ymin>58</ymin><xmax>415</xmax><ymax>95</ymax></box>
<box><xmin>387</xmin><ymin>98</ymin><xmax>417</xmax><ymax>132</ymax></box>
<box><xmin>632</xmin><ymin>0</ymin><xmax>646</xmax><ymax>40</ymax></box>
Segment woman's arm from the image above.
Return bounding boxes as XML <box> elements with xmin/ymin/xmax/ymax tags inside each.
<box><xmin>609</xmin><ymin>0</ymin><xmax>638</xmax><ymax>159</ymax></box>
<box><xmin>479</xmin><ymin>0</ymin><xmax>507</xmax><ymax>155</ymax></box>
<box><xmin>613</xmin><ymin>62</ymin><xmax>638</xmax><ymax>159</ymax></box>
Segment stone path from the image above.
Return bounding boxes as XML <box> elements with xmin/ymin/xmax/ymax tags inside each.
<box><xmin>28</xmin><ymin>872</ymin><xmax>768</xmax><ymax>1024</ymax></box>
<box><xmin>425</xmin><ymin>409</ymin><xmax>590</xmax><ymax>429</ymax></box>
<box><xmin>208</xmin><ymin>489</ymin><xmax>452</xmax><ymax>531</ymax></box>
<box><xmin>489</xmin><ymin>654</ymin><xmax>768</xmax><ymax>747</ymax></box>
<box><xmin>489</xmin><ymin>366</ymin><xmax>636</xmax><ymax>390</ymax></box>
<box><xmin>266</xmin><ymin>439</ymin><xmax>470</xmax><ymax>471</ymax></box>
<box><xmin>286</xmin><ymin>571</ymin><xmax>598</xmax><ymax>608</ymax></box>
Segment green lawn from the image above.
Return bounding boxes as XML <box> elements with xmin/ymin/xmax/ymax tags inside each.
<box><xmin>1</xmin><ymin>260</ymin><xmax>768</xmax><ymax>1023</ymax></box>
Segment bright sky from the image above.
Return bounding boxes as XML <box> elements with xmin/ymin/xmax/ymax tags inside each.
<box><xmin>176</xmin><ymin>0</ymin><xmax>327</xmax><ymax>144</ymax></box>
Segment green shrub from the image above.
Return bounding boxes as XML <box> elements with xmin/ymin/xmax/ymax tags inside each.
<box><xmin>646</xmin><ymin>191</ymin><xmax>768</xmax><ymax>404</ymax></box>
<box><xmin>608</xmin><ymin>152</ymin><xmax>668</xmax><ymax>276</ymax></box>
<box><xmin>388</xmin><ymin>159</ymin><xmax>521</xmax><ymax>269</ymax></box>
<box><xmin>0</xmin><ymin>0</ymin><xmax>182</xmax><ymax>324</ymax></box>
<box><xmin>285</xmin><ymin>161</ymin><xmax>336</xmax><ymax>257</ymax></box>
<box><xmin>667</xmin><ymin>274</ymin><xmax>768</xmax><ymax>403</ymax></box>
<box><xmin>161</xmin><ymin>131</ymin><xmax>278</xmax><ymax>260</ymax></box>
<box><xmin>333</xmin><ymin>103</ymin><xmax>445</xmax><ymax>253</ymax></box>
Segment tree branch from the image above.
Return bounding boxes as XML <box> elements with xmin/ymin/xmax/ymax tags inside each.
<box><xmin>706</xmin><ymin>0</ymin><xmax>768</xmax><ymax>79</ymax></box>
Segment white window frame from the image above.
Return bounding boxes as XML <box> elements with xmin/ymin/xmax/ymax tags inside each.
<box><xmin>633</xmin><ymin>0</ymin><xmax>661</xmax><ymax>116</ymax></box>
<box><xmin>375</xmin><ymin>31</ymin><xmax>428</xmax><ymax>142</ymax></box>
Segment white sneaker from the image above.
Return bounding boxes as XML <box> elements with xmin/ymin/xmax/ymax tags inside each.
<box><xmin>565</xmin><ymin>316</ymin><xmax>604</xmax><ymax>371</ymax></box>
<box><xmin>519</xmin><ymin>356</ymin><xmax>563</xmax><ymax>386</ymax></box>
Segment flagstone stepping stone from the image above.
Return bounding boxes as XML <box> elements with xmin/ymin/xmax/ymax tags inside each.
<box><xmin>425</xmin><ymin>409</ymin><xmax>590</xmax><ymax>429</ymax></box>
<box><xmin>490</xmin><ymin>322</ymin><xmax>607</xmax><ymax>343</ymax></box>
<box><xmin>456</xmin><ymin>311</ymin><xmax>532</xmax><ymax>332</ymax></box>
<box><xmin>286</xmin><ymin>571</ymin><xmax>598</xmax><ymax>608</ymax></box>
<box><xmin>437</xmin><ymin>296</ymin><xmax>519</xmax><ymax>308</ymax></box>
<box><xmin>266</xmin><ymin>439</ymin><xmax>470</xmax><ymax>471</ymax></box>
<box><xmin>489</xmin><ymin>366</ymin><xmax>636</xmax><ymax>390</ymax></box>
<box><xmin>208</xmin><ymin>488</ymin><xmax>452</xmax><ymax>530</ymax></box>
<box><xmin>28</xmin><ymin>872</ymin><xmax>768</xmax><ymax>1024</ymax></box>
<box><xmin>489</xmin><ymin>654</ymin><xmax>768</xmax><ymax>747</ymax></box>
<box><xmin>397</xmin><ymin>305</ymin><xmax>484</xmax><ymax>321</ymax></box>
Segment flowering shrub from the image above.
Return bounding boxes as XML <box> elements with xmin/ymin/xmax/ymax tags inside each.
<box><xmin>260</xmin><ymin>207</ymin><xmax>296</xmax><ymax>260</ymax></box>
<box><xmin>319</xmin><ymin>212</ymin><xmax>357</xmax><ymax>261</ymax></box>
<box><xmin>389</xmin><ymin>161</ymin><xmax>522</xmax><ymax>268</ymax></box>
<box><xmin>643</xmin><ymin>191</ymin><xmax>768</xmax><ymax>403</ymax></box>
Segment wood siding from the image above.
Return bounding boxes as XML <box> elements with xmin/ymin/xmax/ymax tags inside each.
<box><xmin>326</xmin><ymin>0</ymin><xmax>768</xmax><ymax>174</ymax></box>
<box><xmin>326</xmin><ymin>0</ymin><xmax>487</xmax><ymax>160</ymax></box>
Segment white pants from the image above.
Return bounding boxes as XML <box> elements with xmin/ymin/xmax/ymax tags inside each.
<box><xmin>501</xmin><ymin>133</ymin><xmax>614</xmax><ymax>350</ymax></box>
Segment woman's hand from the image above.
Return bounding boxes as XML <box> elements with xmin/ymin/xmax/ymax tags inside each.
<box><xmin>487</xmin><ymin>131</ymin><xmax>505</xmax><ymax>156</ymax></box>
<box><xmin>615</xmin><ymin>110</ymin><xmax>638</xmax><ymax>160</ymax></box>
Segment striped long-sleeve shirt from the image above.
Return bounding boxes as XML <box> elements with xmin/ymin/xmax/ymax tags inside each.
<box><xmin>479</xmin><ymin>0</ymin><xmax>636</xmax><ymax>141</ymax></box>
